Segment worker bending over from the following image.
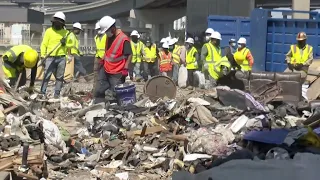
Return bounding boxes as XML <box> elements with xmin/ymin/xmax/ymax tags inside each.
<box><xmin>159</xmin><ymin>43</ymin><xmax>173</xmax><ymax>77</ymax></box>
<box><xmin>234</xmin><ymin>37</ymin><xmax>254</xmax><ymax>71</ymax></box>
<box><xmin>94</xmin><ymin>16</ymin><xmax>132</xmax><ymax>104</ymax></box>
<box><xmin>285</xmin><ymin>32</ymin><xmax>313</xmax><ymax>82</ymax></box>
<box><xmin>1</xmin><ymin>45</ymin><xmax>38</xmax><ymax>88</ymax></box>
<box><xmin>202</xmin><ymin>31</ymin><xmax>223</xmax><ymax>87</ymax></box>
<box><xmin>129</xmin><ymin>30</ymin><xmax>144</xmax><ymax>81</ymax></box>
<box><xmin>40</xmin><ymin>11</ymin><xmax>73</xmax><ymax>98</ymax></box>
<box><xmin>185</xmin><ymin>38</ymin><xmax>199</xmax><ymax>88</ymax></box>
<box><xmin>93</xmin><ymin>21</ymin><xmax>107</xmax><ymax>93</ymax></box>
<box><xmin>69</xmin><ymin>22</ymin><xmax>89</xmax><ymax>81</ymax></box>
<box><xmin>143</xmin><ymin>37</ymin><xmax>158</xmax><ymax>81</ymax></box>
<box><xmin>225</xmin><ymin>38</ymin><xmax>241</xmax><ymax>70</ymax></box>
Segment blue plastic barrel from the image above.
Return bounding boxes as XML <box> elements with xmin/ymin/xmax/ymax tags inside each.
<box><xmin>114</xmin><ymin>83</ymin><xmax>136</xmax><ymax>106</ymax></box>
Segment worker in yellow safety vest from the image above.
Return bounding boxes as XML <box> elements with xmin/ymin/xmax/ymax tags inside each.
<box><xmin>234</xmin><ymin>37</ymin><xmax>254</xmax><ymax>72</ymax></box>
<box><xmin>185</xmin><ymin>37</ymin><xmax>199</xmax><ymax>88</ymax></box>
<box><xmin>1</xmin><ymin>45</ymin><xmax>38</xmax><ymax>89</ymax></box>
<box><xmin>169</xmin><ymin>37</ymin><xmax>186</xmax><ymax>83</ymax></box>
<box><xmin>69</xmin><ymin>22</ymin><xmax>89</xmax><ymax>81</ymax></box>
<box><xmin>143</xmin><ymin>37</ymin><xmax>158</xmax><ymax>81</ymax></box>
<box><xmin>202</xmin><ymin>31</ymin><xmax>223</xmax><ymax>87</ymax></box>
<box><xmin>93</xmin><ymin>21</ymin><xmax>107</xmax><ymax>93</ymax></box>
<box><xmin>129</xmin><ymin>30</ymin><xmax>144</xmax><ymax>81</ymax></box>
<box><xmin>201</xmin><ymin>28</ymin><xmax>215</xmax><ymax>79</ymax></box>
<box><xmin>40</xmin><ymin>11</ymin><xmax>73</xmax><ymax>98</ymax></box>
<box><xmin>285</xmin><ymin>32</ymin><xmax>313</xmax><ymax>82</ymax></box>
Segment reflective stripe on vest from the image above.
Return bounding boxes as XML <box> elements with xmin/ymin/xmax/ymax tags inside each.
<box><xmin>6</xmin><ymin>49</ymin><xmax>17</xmax><ymax>61</ymax></box>
<box><xmin>104</xmin><ymin>34</ymin><xmax>127</xmax><ymax>62</ymax></box>
<box><xmin>144</xmin><ymin>44</ymin><xmax>157</xmax><ymax>62</ymax></box>
<box><xmin>131</xmin><ymin>41</ymin><xmax>143</xmax><ymax>63</ymax></box>
<box><xmin>291</xmin><ymin>44</ymin><xmax>312</xmax><ymax>64</ymax></box>
<box><xmin>95</xmin><ymin>34</ymin><xmax>107</xmax><ymax>58</ymax></box>
<box><xmin>172</xmin><ymin>46</ymin><xmax>181</xmax><ymax>64</ymax></box>
<box><xmin>205</xmin><ymin>43</ymin><xmax>221</xmax><ymax>63</ymax></box>
<box><xmin>186</xmin><ymin>47</ymin><xmax>198</xmax><ymax>69</ymax></box>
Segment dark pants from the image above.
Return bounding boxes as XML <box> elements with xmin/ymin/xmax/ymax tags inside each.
<box><xmin>94</xmin><ymin>67</ymin><xmax>125</xmax><ymax>104</ymax></box>
<box><xmin>187</xmin><ymin>69</ymin><xmax>196</xmax><ymax>87</ymax></box>
<box><xmin>74</xmin><ymin>55</ymin><xmax>87</xmax><ymax>77</ymax></box>
<box><xmin>40</xmin><ymin>56</ymin><xmax>66</xmax><ymax>97</ymax></box>
<box><xmin>93</xmin><ymin>57</ymin><xmax>103</xmax><ymax>93</ymax></box>
<box><xmin>9</xmin><ymin>69</ymin><xmax>26</xmax><ymax>88</ymax></box>
<box><xmin>143</xmin><ymin>61</ymin><xmax>158</xmax><ymax>81</ymax></box>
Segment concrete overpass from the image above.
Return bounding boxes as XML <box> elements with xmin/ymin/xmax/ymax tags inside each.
<box><xmin>39</xmin><ymin>0</ymin><xmax>312</xmax><ymax>41</ymax></box>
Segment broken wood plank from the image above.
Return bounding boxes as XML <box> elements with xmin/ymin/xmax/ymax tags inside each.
<box><xmin>3</xmin><ymin>105</ymin><xmax>18</xmax><ymax>114</ymax></box>
<box><xmin>126</xmin><ymin>126</ymin><xmax>167</xmax><ymax>138</ymax></box>
<box><xmin>15</xmin><ymin>171</ymin><xmax>38</xmax><ymax>180</ymax></box>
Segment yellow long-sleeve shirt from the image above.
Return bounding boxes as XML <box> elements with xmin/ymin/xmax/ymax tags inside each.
<box><xmin>40</xmin><ymin>27</ymin><xmax>73</xmax><ymax>58</ymax></box>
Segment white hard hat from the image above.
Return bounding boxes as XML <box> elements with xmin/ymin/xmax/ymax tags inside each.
<box><xmin>205</xmin><ymin>28</ymin><xmax>214</xmax><ymax>34</ymax></box>
<box><xmin>185</xmin><ymin>38</ymin><xmax>194</xmax><ymax>44</ymax></box>
<box><xmin>211</xmin><ymin>31</ymin><xmax>222</xmax><ymax>40</ymax></box>
<box><xmin>173</xmin><ymin>38</ymin><xmax>178</xmax><ymax>43</ymax></box>
<box><xmin>73</xmin><ymin>22</ymin><xmax>82</xmax><ymax>30</ymax></box>
<box><xmin>237</xmin><ymin>37</ymin><xmax>247</xmax><ymax>44</ymax></box>
<box><xmin>168</xmin><ymin>38</ymin><xmax>176</xmax><ymax>46</ymax></box>
<box><xmin>95</xmin><ymin>22</ymin><xmax>100</xmax><ymax>30</ymax></box>
<box><xmin>53</xmin><ymin>11</ymin><xmax>66</xmax><ymax>21</ymax></box>
<box><xmin>165</xmin><ymin>36</ymin><xmax>171</xmax><ymax>42</ymax></box>
<box><xmin>99</xmin><ymin>16</ymin><xmax>116</xmax><ymax>34</ymax></box>
<box><xmin>130</xmin><ymin>30</ymin><xmax>140</xmax><ymax>38</ymax></box>
<box><xmin>162</xmin><ymin>42</ymin><xmax>169</xmax><ymax>49</ymax></box>
<box><xmin>160</xmin><ymin>38</ymin><xmax>166</xmax><ymax>43</ymax></box>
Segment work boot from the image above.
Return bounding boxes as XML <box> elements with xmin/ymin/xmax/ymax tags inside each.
<box><xmin>84</xmin><ymin>76</ymin><xmax>91</xmax><ymax>82</ymax></box>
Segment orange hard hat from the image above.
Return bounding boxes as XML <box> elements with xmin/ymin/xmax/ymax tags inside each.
<box><xmin>296</xmin><ymin>32</ymin><xmax>307</xmax><ymax>41</ymax></box>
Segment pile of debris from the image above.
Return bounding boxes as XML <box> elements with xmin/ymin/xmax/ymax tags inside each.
<box><xmin>0</xmin><ymin>75</ymin><xmax>320</xmax><ymax>180</ymax></box>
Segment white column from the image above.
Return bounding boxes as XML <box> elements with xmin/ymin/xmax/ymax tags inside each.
<box><xmin>151</xmin><ymin>24</ymin><xmax>160</xmax><ymax>41</ymax></box>
<box><xmin>292</xmin><ymin>0</ymin><xmax>310</xmax><ymax>19</ymax></box>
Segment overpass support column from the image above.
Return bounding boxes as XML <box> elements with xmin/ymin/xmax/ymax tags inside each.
<box><xmin>84</xmin><ymin>29</ymin><xmax>88</xmax><ymax>47</ymax></box>
<box><xmin>292</xmin><ymin>0</ymin><xmax>310</xmax><ymax>19</ymax></box>
<box><xmin>151</xmin><ymin>23</ymin><xmax>174</xmax><ymax>42</ymax></box>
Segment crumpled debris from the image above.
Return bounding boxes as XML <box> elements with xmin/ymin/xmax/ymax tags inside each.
<box><xmin>188</xmin><ymin>127</ymin><xmax>235</xmax><ymax>156</ymax></box>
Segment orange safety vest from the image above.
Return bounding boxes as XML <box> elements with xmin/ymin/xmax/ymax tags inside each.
<box><xmin>159</xmin><ymin>51</ymin><xmax>172</xmax><ymax>72</ymax></box>
<box><xmin>104</xmin><ymin>31</ymin><xmax>130</xmax><ymax>74</ymax></box>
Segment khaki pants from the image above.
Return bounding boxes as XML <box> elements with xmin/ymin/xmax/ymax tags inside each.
<box><xmin>284</xmin><ymin>68</ymin><xmax>307</xmax><ymax>83</ymax></box>
<box><xmin>93</xmin><ymin>57</ymin><xmax>103</xmax><ymax>93</ymax></box>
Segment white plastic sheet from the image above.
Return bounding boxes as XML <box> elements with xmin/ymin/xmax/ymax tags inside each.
<box><xmin>178</xmin><ymin>65</ymin><xmax>188</xmax><ymax>88</ymax></box>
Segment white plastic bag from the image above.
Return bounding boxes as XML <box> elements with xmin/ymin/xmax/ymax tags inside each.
<box><xmin>194</xmin><ymin>71</ymin><xmax>206</xmax><ymax>88</ymax></box>
<box><xmin>178</xmin><ymin>65</ymin><xmax>188</xmax><ymax>88</ymax></box>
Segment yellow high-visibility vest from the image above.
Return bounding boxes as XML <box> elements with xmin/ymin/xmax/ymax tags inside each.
<box><xmin>2</xmin><ymin>45</ymin><xmax>31</xmax><ymax>78</ymax></box>
<box><xmin>70</xmin><ymin>32</ymin><xmax>81</xmax><ymax>56</ymax></box>
<box><xmin>205</xmin><ymin>43</ymin><xmax>222</xmax><ymax>80</ymax></box>
<box><xmin>172</xmin><ymin>45</ymin><xmax>181</xmax><ymax>64</ymax></box>
<box><xmin>290</xmin><ymin>44</ymin><xmax>313</xmax><ymax>64</ymax></box>
<box><xmin>144</xmin><ymin>44</ymin><xmax>157</xmax><ymax>62</ymax></box>
<box><xmin>186</xmin><ymin>47</ymin><xmax>198</xmax><ymax>69</ymax></box>
<box><xmin>131</xmin><ymin>41</ymin><xmax>144</xmax><ymax>63</ymax></box>
<box><xmin>234</xmin><ymin>47</ymin><xmax>251</xmax><ymax>71</ymax></box>
<box><xmin>95</xmin><ymin>34</ymin><xmax>107</xmax><ymax>58</ymax></box>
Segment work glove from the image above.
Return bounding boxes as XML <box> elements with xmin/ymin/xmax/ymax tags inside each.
<box><xmin>60</xmin><ymin>38</ymin><xmax>66</xmax><ymax>46</ymax></box>
<box><xmin>121</xmin><ymin>68</ymin><xmax>128</xmax><ymax>77</ymax></box>
<box><xmin>203</xmin><ymin>63</ymin><xmax>209</xmax><ymax>70</ymax></box>
<box><xmin>295</xmin><ymin>63</ymin><xmax>304</xmax><ymax>70</ymax></box>
<box><xmin>287</xmin><ymin>63</ymin><xmax>294</xmax><ymax>71</ymax></box>
<box><xmin>67</xmin><ymin>55</ymin><xmax>73</xmax><ymax>63</ymax></box>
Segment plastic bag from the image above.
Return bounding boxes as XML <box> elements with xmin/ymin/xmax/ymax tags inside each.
<box><xmin>178</xmin><ymin>65</ymin><xmax>188</xmax><ymax>88</ymax></box>
<box><xmin>194</xmin><ymin>71</ymin><xmax>205</xmax><ymax>88</ymax></box>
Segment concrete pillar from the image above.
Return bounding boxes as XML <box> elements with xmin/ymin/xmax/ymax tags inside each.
<box><xmin>292</xmin><ymin>0</ymin><xmax>310</xmax><ymax>19</ymax></box>
<box><xmin>130</xmin><ymin>18</ymin><xmax>140</xmax><ymax>28</ymax></box>
<box><xmin>84</xmin><ymin>29</ymin><xmax>88</xmax><ymax>46</ymax></box>
<box><xmin>151</xmin><ymin>24</ymin><xmax>160</xmax><ymax>42</ymax></box>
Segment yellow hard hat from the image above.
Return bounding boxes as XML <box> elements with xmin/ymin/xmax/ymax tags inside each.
<box><xmin>296</xmin><ymin>32</ymin><xmax>307</xmax><ymax>41</ymax></box>
<box><xmin>23</xmin><ymin>49</ymin><xmax>38</xmax><ymax>68</ymax></box>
